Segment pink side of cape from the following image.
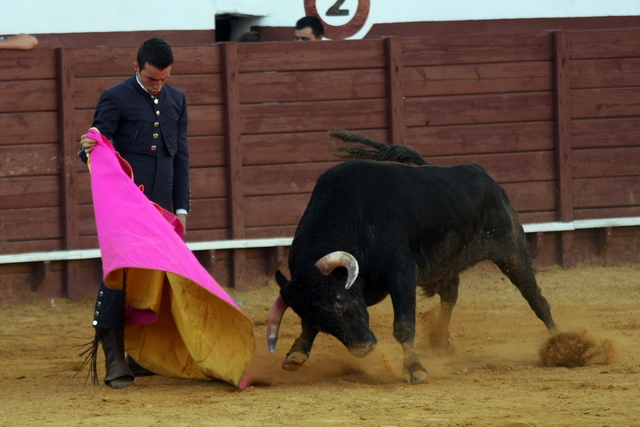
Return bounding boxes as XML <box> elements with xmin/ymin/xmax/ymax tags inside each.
<box><xmin>87</xmin><ymin>128</ymin><xmax>238</xmax><ymax>310</ymax></box>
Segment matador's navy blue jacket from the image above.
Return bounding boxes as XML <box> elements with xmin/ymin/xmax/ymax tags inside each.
<box><xmin>91</xmin><ymin>74</ymin><xmax>190</xmax><ymax>213</ymax></box>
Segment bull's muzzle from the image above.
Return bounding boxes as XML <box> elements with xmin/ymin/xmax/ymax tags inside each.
<box><xmin>347</xmin><ymin>339</ymin><xmax>377</xmax><ymax>358</ymax></box>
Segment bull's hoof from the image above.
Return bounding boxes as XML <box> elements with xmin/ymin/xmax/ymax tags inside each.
<box><xmin>403</xmin><ymin>368</ymin><xmax>428</xmax><ymax>384</ymax></box>
<box><xmin>282</xmin><ymin>351</ymin><xmax>308</xmax><ymax>371</ymax></box>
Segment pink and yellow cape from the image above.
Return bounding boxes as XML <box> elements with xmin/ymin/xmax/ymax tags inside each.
<box><xmin>86</xmin><ymin>128</ymin><xmax>254</xmax><ymax>387</ymax></box>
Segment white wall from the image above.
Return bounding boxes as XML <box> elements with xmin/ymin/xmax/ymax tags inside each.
<box><xmin>2</xmin><ymin>0</ymin><xmax>639</xmax><ymax>37</ymax></box>
<box><xmin>1</xmin><ymin>0</ymin><xmax>217</xmax><ymax>34</ymax></box>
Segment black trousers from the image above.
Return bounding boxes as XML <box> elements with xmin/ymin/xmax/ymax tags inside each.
<box><xmin>92</xmin><ymin>282</ymin><xmax>126</xmax><ymax>330</ymax></box>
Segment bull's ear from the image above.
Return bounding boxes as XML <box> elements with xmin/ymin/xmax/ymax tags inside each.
<box><xmin>275</xmin><ymin>270</ymin><xmax>289</xmax><ymax>288</ymax></box>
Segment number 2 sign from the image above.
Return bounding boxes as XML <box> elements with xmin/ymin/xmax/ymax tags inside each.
<box><xmin>304</xmin><ymin>0</ymin><xmax>371</xmax><ymax>39</ymax></box>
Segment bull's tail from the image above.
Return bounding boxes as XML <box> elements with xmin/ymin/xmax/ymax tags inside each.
<box><xmin>329</xmin><ymin>129</ymin><xmax>430</xmax><ymax>166</ymax></box>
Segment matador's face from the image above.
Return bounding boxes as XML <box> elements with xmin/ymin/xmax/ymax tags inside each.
<box><xmin>134</xmin><ymin>62</ymin><xmax>171</xmax><ymax>96</ymax></box>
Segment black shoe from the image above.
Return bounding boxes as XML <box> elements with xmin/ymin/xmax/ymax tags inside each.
<box><xmin>96</xmin><ymin>328</ymin><xmax>134</xmax><ymax>389</ymax></box>
<box><xmin>126</xmin><ymin>355</ymin><xmax>156</xmax><ymax>377</ymax></box>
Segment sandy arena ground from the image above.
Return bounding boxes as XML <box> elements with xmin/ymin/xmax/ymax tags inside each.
<box><xmin>1</xmin><ymin>263</ymin><xmax>639</xmax><ymax>426</ymax></box>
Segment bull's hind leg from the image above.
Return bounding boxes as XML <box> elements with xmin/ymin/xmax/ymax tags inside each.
<box><xmin>429</xmin><ymin>276</ymin><xmax>459</xmax><ymax>351</ymax></box>
<box><xmin>283</xmin><ymin>321</ymin><xmax>318</xmax><ymax>371</ymax></box>
<box><xmin>494</xmin><ymin>245</ymin><xmax>557</xmax><ymax>332</ymax></box>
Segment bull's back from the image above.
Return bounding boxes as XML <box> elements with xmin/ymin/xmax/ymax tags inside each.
<box><xmin>308</xmin><ymin>160</ymin><xmax>499</xmax><ymax>222</ymax></box>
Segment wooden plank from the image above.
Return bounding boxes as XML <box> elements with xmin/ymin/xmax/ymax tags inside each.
<box><xmin>573</xmin><ymin>176</ymin><xmax>640</xmax><ymax>208</ymax></box>
<box><xmin>172</xmin><ymin>45</ymin><xmax>222</xmax><ymax>74</ymax></box>
<box><xmin>403</xmin><ymin>61</ymin><xmax>553</xmax><ymax>97</ymax></box>
<box><xmin>553</xmin><ymin>32</ymin><xmax>574</xmax><ymax>219</ymax></box>
<box><xmin>575</xmin><ymin>226</ymin><xmax>640</xmax><ymax>264</ymax></box>
<box><xmin>386</xmin><ymin>37</ymin><xmax>405</xmax><ymax>145</ymax></box>
<box><xmin>77</xmin><ymin>204</ymin><xmax>97</xmax><ymax>236</ymax></box>
<box><xmin>241</xmin><ymin>99</ymin><xmax>388</xmax><ymax>134</ymax></box>
<box><xmin>573</xmin><ymin>205</ymin><xmax>640</xmax><ymax>221</ymax></box>
<box><xmin>186</xmin><ymin>198</ymin><xmax>229</xmax><ymax>231</ymax></box>
<box><xmin>0</xmin><ymin>80</ymin><xmax>57</xmax><ymax>113</ymax></box>
<box><xmin>0</xmin><ymin>112</ymin><xmax>58</xmax><ymax>144</ymax></box>
<box><xmin>73</xmin><ymin>45</ymin><xmax>221</xmax><ymax>78</ymax></box>
<box><xmin>222</xmin><ymin>43</ymin><xmax>244</xmax><ymax>238</ymax></box>
<box><xmin>74</xmin><ymin>45</ymin><xmax>220</xmax><ymax>77</ymax></box>
<box><xmin>241</xmin><ymin>129</ymin><xmax>389</xmax><ymax>166</ymax></box>
<box><xmin>169</xmin><ymin>74</ymin><xmax>224</xmax><ymax>106</ymax></box>
<box><xmin>570</xmin><ymin>58</ymin><xmax>640</xmax><ymax>89</ymax></box>
<box><xmin>243</xmin><ymin>163</ymin><xmax>336</xmax><ymax>196</ymax></box>
<box><xmin>423</xmin><ymin>152</ymin><xmax>556</xmax><ymax>184</ymax></box>
<box><xmin>75</xmin><ymin>104</ymin><xmax>225</xmax><ymax>138</ymax></box>
<box><xmin>405</xmin><ymin>121</ymin><xmax>555</xmax><ymax>157</ymax></box>
<box><xmin>0</xmin><ymin>239</ymin><xmax>63</xmax><ymax>255</ymax></box>
<box><xmin>0</xmin><ymin>49</ymin><xmax>57</xmax><ymax>80</ymax></box>
<box><xmin>189</xmin><ymin>167</ymin><xmax>227</xmax><ymax>198</ymax></box>
<box><xmin>0</xmin><ymin>176</ymin><xmax>60</xmax><ymax>209</ymax></box>
<box><xmin>0</xmin><ymin>208</ymin><xmax>61</xmax><ymax>241</ymax></box>
<box><xmin>75</xmin><ymin>197</ymin><xmax>232</xmax><ymax>238</ymax></box>
<box><xmin>404</xmin><ymin>92</ymin><xmax>554</xmax><ymax>127</ymax></box>
<box><xmin>243</xmin><ymin>225</ymin><xmax>299</xmax><ymax>239</ymax></box>
<box><xmin>554</xmin><ymin>31</ymin><xmax>574</xmax><ymax>267</ymax></box>
<box><xmin>74</xmin><ymin>73</ymin><xmax>224</xmax><ymax>112</ymax></box>
<box><xmin>402</xmin><ymin>32</ymin><xmax>553</xmax><ymax>67</ymax></box>
<box><xmin>74</xmin><ymin>109</ymin><xmax>95</xmax><ymax>135</ymax></box>
<box><xmin>185</xmin><ymin>228</ymin><xmax>231</xmax><ymax>243</ymax></box>
<box><xmin>221</xmin><ymin>42</ymin><xmax>246</xmax><ymax>289</ymax></box>
<box><xmin>188</xmin><ymin>136</ymin><xmax>226</xmax><ymax>167</ymax></box>
<box><xmin>236</xmin><ymin>39</ymin><xmax>386</xmax><ymax>72</ymax></box>
<box><xmin>76</xmin><ymin>173</ymin><xmax>92</xmax><ymax>204</ymax></box>
<box><xmin>365</xmin><ymin>16</ymin><xmax>640</xmax><ymax>40</ymax></box>
<box><xmin>244</xmin><ymin>194</ymin><xmax>312</xmax><ymax>228</ymax></box>
<box><xmin>571</xmin><ymin>87</ymin><xmax>640</xmax><ymax>119</ymax></box>
<box><xmin>72</xmin><ymin>47</ymin><xmax>142</xmax><ymax>78</ymax></box>
<box><xmin>500</xmin><ymin>181</ymin><xmax>557</xmax><ymax>213</ymax></box>
<box><xmin>187</xmin><ymin>104</ymin><xmax>225</xmax><ymax>136</ymax></box>
<box><xmin>58</xmin><ymin>47</ymin><xmax>82</xmax><ymax>300</ymax></box>
<box><xmin>238</xmin><ymin>68</ymin><xmax>387</xmax><ymax>103</ymax></box>
<box><xmin>572</xmin><ymin>117</ymin><xmax>640</xmax><ymax>149</ymax></box>
<box><xmin>568</xmin><ymin>29</ymin><xmax>640</xmax><ymax>60</ymax></box>
<box><xmin>572</xmin><ymin>146</ymin><xmax>640</xmax><ymax>179</ymax></box>
<box><xmin>0</xmin><ymin>144</ymin><xmax>59</xmax><ymax>177</ymax></box>
<box><xmin>0</xmin><ymin>270</ymin><xmax>64</xmax><ymax>304</ymax></box>
<box><xmin>57</xmin><ymin>48</ymin><xmax>79</xmax><ymax>247</ymax></box>
<box><xmin>73</xmin><ymin>76</ymin><xmax>121</xmax><ymax>108</ymax></box>
<box><xmin>518</xmin><ymin>211</ymin><xmax>564</xmax><ymax>225</ymax></box>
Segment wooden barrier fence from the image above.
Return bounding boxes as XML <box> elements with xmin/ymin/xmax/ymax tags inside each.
<box><xmin>1</xmin><ymin>29</ymin><xmax>640</xmax><ymax>302</ymax></box>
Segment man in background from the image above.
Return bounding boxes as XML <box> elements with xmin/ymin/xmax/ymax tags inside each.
<box><xmin>294</xmin><ymin>16</ymin><xmax>324</xmax><ymax>41</ymax></box>
<box><xmin>0</xmin><ymin>34</ymin><xmax>38</xmax><ymax>50</ymax></box>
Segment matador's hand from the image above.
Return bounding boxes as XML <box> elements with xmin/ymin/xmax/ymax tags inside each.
<box><xmin>79</xmin><ymin>134</ymin><xmax>97</xmax><ymax>154</ymax></box>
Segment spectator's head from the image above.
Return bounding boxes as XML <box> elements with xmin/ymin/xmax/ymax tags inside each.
<box><xmin>134</xmin><ymin>38</ymin><xmax>174</xmax><ymax>96</ymax></box>
<box><xmin>294</xmin><ymin>16</ymin><xmax>324</xmax><ymax>41</ymax></box>
<box><xmin>237</xmin><ymin>31</ymin><xmax>264</xmax><ymax>43</ymax></box>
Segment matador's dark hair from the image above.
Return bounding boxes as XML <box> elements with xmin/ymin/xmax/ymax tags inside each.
<box><xmin>137</xmin><ymin>38</ymin><xmax>174</xmax><ymax>70</ymax></box>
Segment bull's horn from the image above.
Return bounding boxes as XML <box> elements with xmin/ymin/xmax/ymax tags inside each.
<box><xmin>315</xmin><ymin>251</ymin><xmax>359</xmax><ymax>289</ymax></box>
<box><xmin>267</xmin><ymin>295</ymin><xmax>289</xmax><ymax>353</ymax></box>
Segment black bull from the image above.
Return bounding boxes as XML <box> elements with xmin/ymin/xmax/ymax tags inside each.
<box><xmin>268</xmin><ymin>134</ymin><xmax>558</xmax><ymax>383</ymax></box>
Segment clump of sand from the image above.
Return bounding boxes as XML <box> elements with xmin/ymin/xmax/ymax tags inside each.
<box><xmin>539</xmin><ymin>331</ymin><xmax>615</xmax><ymax>368</ymax></box>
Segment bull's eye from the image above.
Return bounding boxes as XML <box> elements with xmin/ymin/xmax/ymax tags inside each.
<box><xmin>334</xmin><ymin>294</ymin><xmax>345</xmax><ymax>312</ymax></box>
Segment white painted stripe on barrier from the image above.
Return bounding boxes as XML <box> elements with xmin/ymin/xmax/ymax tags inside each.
<box><xmin>522</xmin><ymin>217</ymin><xmax>640</xmax><ymax>233</ymax></box>
<box><xmin>1</xmin><ymin>218</ymin><xmax>639</xmax><ymax>265</ymax></box>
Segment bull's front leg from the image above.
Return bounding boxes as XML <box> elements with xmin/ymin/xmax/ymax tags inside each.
<box><xmin>283</xmin><ymin>320</ymin><xmax>318</xmax><ymax>371</ymax></box>
<box><xmin>390</xmin><ymin>288</ymin><xmax>428</xmax><ymax>383</ymax></box>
